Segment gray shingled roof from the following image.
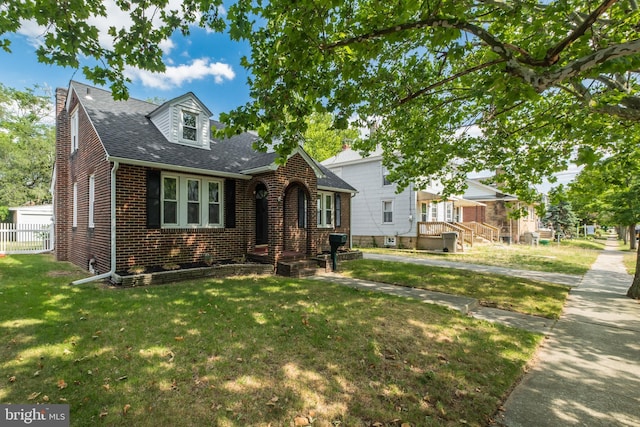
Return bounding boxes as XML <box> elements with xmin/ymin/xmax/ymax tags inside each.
<box><xmin>70</xmin><ymin>81</ymin><xmax>355</xmax><ymax>192</ymax></box>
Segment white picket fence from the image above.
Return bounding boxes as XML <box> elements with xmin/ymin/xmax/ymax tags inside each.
<box><xmin>0</xmin><ymin>223</ymin><xmax>53</xmax><ymax>254</ymax></box>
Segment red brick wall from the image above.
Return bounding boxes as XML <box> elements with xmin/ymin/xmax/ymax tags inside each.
<box><xmin>316</xmin><ymin>192</ymin><xmax>351</xmax><ymax>253</ymax></box>
<box><xmin>115</xmin><ymin>164</ymin><xmax>250</xmax><ymax>272</ymax></box>
<box><xmin>283</xmin><ymin>184</ymin><xmax>308</xmax><ymax>253</ymax></box>
<box><xmin>55</xmin><ymin>88</ymin><xmax>112</xmax><ymax>273</ymax></box>
<box><xmin>462</xmin><ymin>206</ymin><xmax>486</xmax><ymax>223</ymax></box>
<box><xmin>56</xmin><ymin>100</ymin><xmax>353</xmax><ymax>272</ymax></box>
<box><xmin>54</xmin><ymin>89</ymin><xmax>69</xmax><ymax>262</ymax></box>
<box><xmin>246</xmin><ymin>153</ymin><xmax>352</xmax><ymax>264</ymax></box>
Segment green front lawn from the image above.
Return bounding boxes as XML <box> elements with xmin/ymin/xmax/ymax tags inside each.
<box><xmin>0</xmin><ymin>254</ymin><xmax>541</xmax><ymax>427</ymax></box>
<box><xmin>340</xmin><ymin>260</ymin><xmax>570</xmax><ymax>319</ymax></box>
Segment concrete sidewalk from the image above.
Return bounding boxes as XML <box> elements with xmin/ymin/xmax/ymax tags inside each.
<box><xmin>312</xmin><ymin>238</ymin><xmax>640</xmax><ymax>425</ymax></box>
<box><xmin>499</xmin><ymin>237</ymin><xmax>640</xmax><ymax>426</ymax></box>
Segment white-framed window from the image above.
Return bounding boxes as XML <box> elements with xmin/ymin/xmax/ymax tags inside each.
<box><xmin>430</xmin><ymin>202</ymin><xmax>438</xmax><ymax>221</ymax></box>
<box><xmin>317</xmin><ymin>191</ymin><xmax>334</xmax><ymax>228</ymax></box>
<box><xmin>180</xmin><ymin>110</ymin><xmax>199</xmax><ymax>143</ymax></box>
<box><xmin>382</xmin><ymin>200</ymin><xmax>393</xmax><ymax>223</ymax></box>
<box><xmin>161</xmin><ymin>173</ymin><xmax>223</xmax><ymax>228</ymax></box>
<box><xmin>187</xmin><ymin>178</ymin><xmax>200</xmax><ymax>224</ymax></box>
<box><xmin>208</xmin><ymin>181</ymin><xmax>221</xmax><ymax>225</ymax></box>
<box><xmin>445</xmin><ymin>202</ymin><xmax>453</xmax><ymax>222</ymax></box>
<box><xmin>72</xmin><ymin>182</ymin><xmax>78</xmax><ymax>228</ymax></box>
<box><xmin>70</xmin><ymin>108</ymin><xmax>79</xmax><ymax>152</ymax></box>
<box><xmin>88</xmin><ymin>175</ymin><xmax>95</xmax><ymax>228</ymax></box>
<box><xmin>421</xmin><ymin>203</ymin><xmax>428</xmax><ymax>221</ymax></box>
<box><xmin>163</xmin><ymin>176</ymin><xmax>179</xmax><ymax>225</ymax></box>
<box><xmin>382</xmin><ymin>165</ymin><xmax>392</xmax><ymax>186</ymax></box>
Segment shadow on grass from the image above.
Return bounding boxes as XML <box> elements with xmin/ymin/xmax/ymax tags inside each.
<box><xmin>1</xmin><ymin>254</ymin><xmax>540</xmax><ymax>427</ymax></box>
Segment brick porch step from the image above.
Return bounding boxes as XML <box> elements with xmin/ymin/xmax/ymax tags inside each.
<box><xmin>276</xmin><ymin>259</ymin><xmax>323</xmax><ymax>278</ymax></box>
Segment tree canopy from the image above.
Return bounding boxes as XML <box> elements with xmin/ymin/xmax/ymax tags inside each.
<box><xmin>302</xmin><ymin>112</ymin><xmax>359</xmax><ymax>162</ymax></box>
<box><xmin>222</xmin><ymin>0</ymin><xmax>640</xmax><ymax>198</ymax></box>
<box><xmin>3</xmin><ymin>1</ymin><xmax>640</xmax><ymax>200</ymax></box>
<box><xmin>0</xmin><ymin>84</ymin><xmax>55</xmax><ymax>219</ymax></box>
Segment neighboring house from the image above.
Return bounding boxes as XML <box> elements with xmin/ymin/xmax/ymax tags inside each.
<box><xmin>53</xmin><ymin>81</ymin><xmax>356</xmax><ymax>278</ymax></box>
<box><xmin>9</xmin><ymin>204</ymin><xmax>53</xmax><ymax>226</ymax></box>
<box><xmin>462</xmin><ymin>179</ymin><xmax>541</xmax><ymax>243</ymax></box>
<box><xmin>322</xmin><ymin>148</ymin><xmax>484</xmax><ymax>250</ymax></box>
<box><xmin>2</xmin><ymin>205</ymin><xmax>53</xmax><ymax>247</ymax></box>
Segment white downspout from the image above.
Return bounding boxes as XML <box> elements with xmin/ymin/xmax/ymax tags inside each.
<box><xmin>72</xmin><ymin>161</ymin><xmax>119</xmax><ymax>285</ymax></box>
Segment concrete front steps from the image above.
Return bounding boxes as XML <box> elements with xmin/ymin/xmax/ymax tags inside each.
<box><xmin>277</xmin><ymin>250</ymin><xmax>364</xmax><ymax>278</ymax></box>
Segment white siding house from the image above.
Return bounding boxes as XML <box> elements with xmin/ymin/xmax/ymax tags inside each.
<box><xmin>323</xmin><ymin>148</ymin><xmax>481</xmax><ymax>249</ymax></box>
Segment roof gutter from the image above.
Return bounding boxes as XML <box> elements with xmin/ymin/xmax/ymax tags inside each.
<box><xmin>71</xmin><ymin>161</ymin><xmax>119</xmax><ymax>285</ymax></box>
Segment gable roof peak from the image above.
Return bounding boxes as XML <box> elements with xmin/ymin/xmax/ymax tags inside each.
<box><xmin>147</xmin><ymin>91</ymin><xmax>213</xmax><ymax>119</ymax></box>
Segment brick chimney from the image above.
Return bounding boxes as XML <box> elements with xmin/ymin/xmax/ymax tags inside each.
<box><xmin>54</xmin><ymin>88</ymin><xmax>70</xmax><ymax>261</ymax></box>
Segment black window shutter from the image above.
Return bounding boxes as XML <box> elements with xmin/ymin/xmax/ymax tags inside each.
<box><xmin>146</xmin><ymin>170</ymin><xmax>161</xmax><ymax>229</ymax></box>
<box><xmin>298</xmin><ymin>188</ymin><xmax>306</xmax><ymax>228</ymax></box>
<box><xmin>335</xmin><ymin>193</ymin><xmax>342</xmax><ymax>227</ymax></box>
<box><xmin>225</xmin><ymin>179</ymin><xmax>236</xmax><ymax>228</ymax></box>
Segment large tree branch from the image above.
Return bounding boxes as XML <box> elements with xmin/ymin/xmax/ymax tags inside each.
<box><xmin>594</xmin><ymin>104</ymin><xmax>640</xmax><ymax>120</ymax></box>
<box><xmin>397</xmin><ymin>58</ymin><xmax>506</xmax><ymax>106</ymax></box>
<box><xmin>319</xmin><ymin>17</ymin><xmax>517</xmax><ymax>61</ymax></box>
<box><xmin>320</xmin><ymin>1</ymin><xmax>618</xmax><ymax>67</ymax></box>
<box><xmin>506</xmin><ymin>38</ymin><xmax>640</xmax><ymax>92</ymax></box>
<box><xmin>536</xmin><ymin>0</ymin><xmax>619</xmax><ymax>66</ymax></box>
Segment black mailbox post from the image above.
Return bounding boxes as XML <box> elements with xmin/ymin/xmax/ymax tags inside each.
<box><xmin>329</xmin><ymin>233</ymin><xmax>348</xmax><ymax>271</ymax></box>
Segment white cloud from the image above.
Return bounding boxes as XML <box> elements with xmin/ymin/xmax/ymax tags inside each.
<box><xmin>14</xmin><ymin>1</ymin><xmax>195</xmax><ymax>55</ymax></box>
<box><xmin>124</xmin><ymin>58</ymin><xmax>235</xmax><ymax>89</ymax></box>
<box><xmin>16</xmin><ymin>19</ymin><xmax>47</xmax><ymax>46</ymax></box>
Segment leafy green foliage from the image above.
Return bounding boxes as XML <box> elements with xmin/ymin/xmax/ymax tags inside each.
<box><xmin>0</xmin><ymin>84</ymin><xmax>55</xmax><ymax>214</ymax></box>
<box><xmin>302</xmin><ymin>112</ymin><xmax>359</xmax><ymax>161</ymax></box>
<box><xmin>543</xmin><ymin>201</ymin><xmax>578</xmax><ymax>239</ymax></box>
<box><xmin>568</xmin><ymin>145</ymin><xmax>640</xmax><ymax>228</ymax></box>
<box><xmin>221</xmin><ymin>0</ymin><xmax>640</xmax><ymax>199</ymax></box>
<box><xmin>3</xmin><ymin>1</ymin><xmax>640</xmax><ymax>200</ymax></box>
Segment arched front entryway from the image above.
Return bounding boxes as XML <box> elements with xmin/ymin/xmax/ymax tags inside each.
<box><xmin>255</xmin><ymin>183</ymin><xmax>269</xmax><ymax>246</ymax></box>
<box><xmin>283</xmin><ymin>182</ymin><xmax>310</xmax><ymax>256</ymax></box>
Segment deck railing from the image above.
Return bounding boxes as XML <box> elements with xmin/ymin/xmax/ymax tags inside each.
<box><xmin>460</xmin><ymin>221</ymin><xmax>500</xmax><ymax>242</ymax></box>
<box><xmin>417</xmin><ymin>221</ymin><xmax>469</xmax><ymax>251</ymax></box>
<box><xmin>0</xmin><ymin>223</ymin><xmax>53</xmax><ymax>254</ymax></box>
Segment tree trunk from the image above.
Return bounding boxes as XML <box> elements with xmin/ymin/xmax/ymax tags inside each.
<box><xmin>630</xmin><ymin>224</ymin><xmax>637</xmax><ymax>250</ymax></box>
<box><xmin>619</xmin><ymin>224</ymin><xmax>627</xmax><ymax>244</ymax></box>
<box><xmin>626</xmin><ymin>247</ymin><xmax>640</xmax><ymax>299</ymax></box>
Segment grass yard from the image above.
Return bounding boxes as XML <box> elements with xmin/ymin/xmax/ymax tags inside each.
<box><xmin>622</xmin><ymin>250</ymin><xmax>638</xmax><ymax>275</ymax></box>
<box><xmin>361</xmin><ymin>238</ymin><xmax>603</xmax><ymax>276</ymax></box>
<box><xmin>0</xmin><ymin>255</ymin><xmax>541</xmax><ymax>427</ymax></box>
<box><xmin>340</xmin><ymin>260</ymin><xmax>570</xmax><ymax>319</ymax></box>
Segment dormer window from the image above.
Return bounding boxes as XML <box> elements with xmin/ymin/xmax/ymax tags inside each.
<box><xmin>181</xmin><ymin>110</ymin><xmax>198</xmax><ymax>142</ymax></box>
<box><xmin>148</xmin><ymin>93</ymin><xmax>211</xmax><ymax>149</ymax></box>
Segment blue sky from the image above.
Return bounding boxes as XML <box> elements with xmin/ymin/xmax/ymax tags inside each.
<box><xmin>0</xmin><ymin>5</ymin><xmax>252</xmax><ymax>120</ymax></box>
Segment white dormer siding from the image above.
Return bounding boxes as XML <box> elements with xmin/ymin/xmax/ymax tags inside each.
<box><xmin>149</xmin><ymin>94</ymin><xmax>212</xmax><ymax>150</ymax></box>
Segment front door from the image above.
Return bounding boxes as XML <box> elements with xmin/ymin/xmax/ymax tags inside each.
<box><xmin>255</xmin><ymin>185</ymin><xmax>268</xmax><ymax>245</ymax></box>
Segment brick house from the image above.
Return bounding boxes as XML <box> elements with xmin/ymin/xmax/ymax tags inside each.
<box><xmin>462</xmin><ymin>179</ymin><xmax>541</xmax><ymax>244</ymax></box>
<box><xmin>54</xmin><ymin>81</ymin><xmax>356</xmax><ymax>280</ymax></box>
